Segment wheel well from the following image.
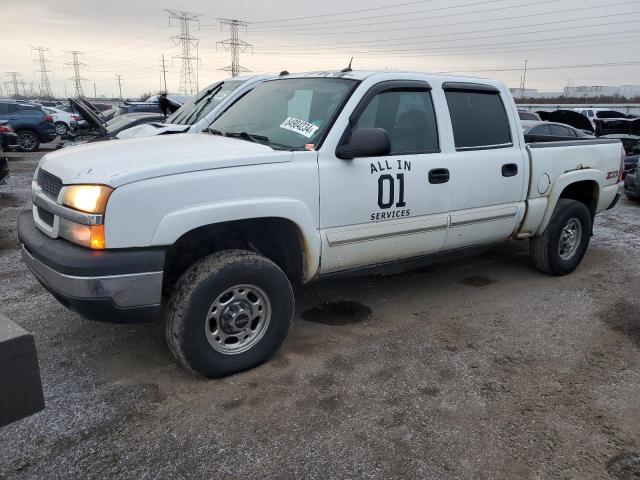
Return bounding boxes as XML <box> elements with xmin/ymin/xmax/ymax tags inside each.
<box><xmin>162</xmin><ymin>218</ymin><xmax>306</xmax><ymax>297</ymax></box>
<box><xmin>559</xmin><ymin>180</ymin><xmax>599</xmax><ymax>218</ymax></box>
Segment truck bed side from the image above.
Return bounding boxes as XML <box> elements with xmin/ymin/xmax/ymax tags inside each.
<box><xmin>517</xmin><ymin>138</ymin><xmax>622</xmax><ymax>237</ymax></box>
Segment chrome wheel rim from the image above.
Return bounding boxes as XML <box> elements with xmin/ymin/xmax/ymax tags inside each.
<box><xmin>558</xmin><ymin>217</ymin><xmax>582</xmax><ymax>261</ymax></box>
<box><xmin>55</xmin><ymin>123</ymin><xmax>67</xmax><ymax>135</ymax></box>
<box><xmin>18</xmin><ymin>133</ymin><xmax>36</xmax><ymax>150</ymax></box>
<box><xmin>205</xmin><ymin>284</ymin><xmax>271</xmax><ymax>355</ymax></box>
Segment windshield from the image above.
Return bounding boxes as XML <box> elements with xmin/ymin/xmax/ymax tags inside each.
<box><xmin>167</xmin><ymin>80</ymin><xmax>243</xmax><ymax>125</ymax></box>
<box><xmin>209</xmin><ymin>77</ymin><xmax>356</xmax><ymax>150</ymax></box>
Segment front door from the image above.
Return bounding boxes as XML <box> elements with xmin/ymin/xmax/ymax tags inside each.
<box><xmin>318</xmin><ymin>81</ymin><xmax>450</xmax><ymax>274</ymax></box>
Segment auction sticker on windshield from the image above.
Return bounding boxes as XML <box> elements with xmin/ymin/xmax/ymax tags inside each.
<box><xmin>279</xmin><ymin>117</ymin><xmax>319</xmax><ymax>138</ymax></box>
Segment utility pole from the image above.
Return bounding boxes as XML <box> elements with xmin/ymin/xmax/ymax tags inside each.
<box><xmin>115</xmin><ymin>74</ymin><xmax>124</xmax><ymax>99</ymax></box>
<box><xmin>6</xmin><ymin>72</ymin><xmax>22</xmax><ymax>97</ymax></box>
<box><xmin>159</xmin><ymin>53</ymin><xmax>168</xmax><ymax>93</ymax></box>
<box><xmin>65</xmin><ymin>50</ymin><xmax>87</xmax><ymax>97</ymax></box>
<box><xmin>520</xmin><ymin>59</ymin><xmax>529</xmax><ymax>99</ymax></box>
<box><xmin>216</xmin><ymin>18</ymin><xmax>252</xmax><ymax>77</ymax></box>
<box><xmin>31</xmin><ymin>47</ymin><xmax>54</xmax><ymax>98</ymax></box>
<box><xmin>166</xmin><ymin>10</ymin><xmax>200</xmax><ymax>95</ymax></box>
<box><xmin>94</xmin><ymin>82</ymin><xmax>97</xmax><ymax>99</ymax></box>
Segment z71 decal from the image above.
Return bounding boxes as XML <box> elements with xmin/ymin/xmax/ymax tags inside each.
<box><xmin>370</xmin><ymin>159</ymin><xmax>412</xmax><ymax>221</ymax></box>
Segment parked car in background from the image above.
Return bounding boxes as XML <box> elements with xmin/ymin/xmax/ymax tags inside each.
<box><xmin>0</xmin><ymin>99</ymin><xmax>56</xmax><ymax>152</ymax></box>
<box><xmin>0</xmin><ymin>121</ymin><xmax>18</xmax><ymax>151</ymax></box>
<box><xmin>117</xmin><ymin>76</ymin><xmax>270</xmax><ymax>139</ymax></box>
<box><xmin>58</xmin><ymin>98</ymin><xmax>164</xmax><ymax>147</ymax></box>
<box><xmin>595</xmin><ymin>118</ymin><xmax>640</xmax><ymax>201</ymax></box>
<box><xmin>537</xmin><ymin>109</ymin><xmax>594</xmax><ymax>134</ymax></box>
<box><xmin>522</xmin><ymin>120</ymin><xmax>594</xmax><ymax>142</ymax></box>
<box><xmin>0</xmin><ymin>146</ymin><xmax>9</xmax><ymax>188</ymax></box>
<box><xmin>42</xmin><ymin>106</ymin><xmax>79</xmax><ymax>136</ymax></box>
<box><xmin>518</xmin><ymin>109</ymin><xmax>541</xmax><ymax>121</ymax></box>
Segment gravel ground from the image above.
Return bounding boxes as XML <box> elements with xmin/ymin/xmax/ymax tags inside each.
<box><xmin>1</xmin><ymin>150</ymin><xmax>639</xmax><ymax>479</ymax></box>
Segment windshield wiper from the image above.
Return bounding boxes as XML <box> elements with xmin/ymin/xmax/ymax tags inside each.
<box><xmin>206</xmin><ymin>128</ymin><xmax>225</xmax><ymax>136</ymax></box>
<box><xmin>224</xmin><ymin>131</ymin><xmax>270</xmax><ymax>145</ymax></box>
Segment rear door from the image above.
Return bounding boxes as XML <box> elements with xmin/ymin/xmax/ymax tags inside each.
<box><xmin>441</xmin><ymin>83</ymin><xmax>527</xmax><ymax>249</ymax></box>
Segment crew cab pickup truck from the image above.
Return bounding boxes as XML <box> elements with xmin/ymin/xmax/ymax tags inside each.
<box><xmin>18</xmin><ymin>71</ymin><xmax>624</xmax><ymax>377</ymax></box>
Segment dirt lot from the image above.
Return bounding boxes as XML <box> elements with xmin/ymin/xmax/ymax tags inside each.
<box><xmin>1</xmin><ymin>150</ymin><xmax>639</xmax><ymax>479</ymax></box>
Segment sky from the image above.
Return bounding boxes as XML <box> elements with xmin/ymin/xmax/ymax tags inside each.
<box><xmin>1</xmin><ymin>0</ymin><xmax>639</xmax><ymax>98</ymax></box>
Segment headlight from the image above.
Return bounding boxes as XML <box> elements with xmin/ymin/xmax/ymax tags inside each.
<box><xmin>62</xmin><ymin>184</ymin><xmax>113</xmax><ymax>214</ymax></box>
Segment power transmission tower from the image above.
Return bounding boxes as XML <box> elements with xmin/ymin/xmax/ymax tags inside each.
<box><xmin>115</xmin><ymin>74</ymin><xmax>124</xmax><ymax>99</ymax></box>
<box><xmin>6</xmin><ymin>72</ymin><xmax>22</xmax><ymax>97</ymax></box>
<box><xmin>159</xmin><ymin>53</ymin><xmax>168</xmax><ymax>93</ymax></box>
<box><xmin>31</xmin><ymin>47</ymin><xmax>53</xmax><ymax>98</ymax></box>
<box><xmin>166</xmin><ymin>10</ymin><xmax>200</xmax><ymax>95</ymax></box>
<box><xmin>216</xmin><ymin>18</ymin><xmax>252</xmax><ymax>77</ymax></box>
<box><xmin>65</xmin><ymin>50</ymin><xmax>87</xmax><ymax>97</ymax></box>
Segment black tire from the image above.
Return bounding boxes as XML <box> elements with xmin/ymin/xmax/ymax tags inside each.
<box><xmin>16</xmin><ymin>130</ymin><xmax>40</xmax><ymax>152</ymax></box>
<box><xmin>530</xmin><ymin>199</ymin><xmax>592</xmax><ymax>275</ymax></box>
<box><xmin>164</xmin><ymin>250</ymin><xmax>294</xmax><ymax>378</ymax></box>
<box><xmin>54</xmin><ymin>121</ymin><xmax>68</xmax><ymax>136</ymax></box>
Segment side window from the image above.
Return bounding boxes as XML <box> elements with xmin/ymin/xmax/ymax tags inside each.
<box><xmin>445</xmin><ymin>89</ymin><xmax>512</xmax><ymax>149</ymax></box>
<box><xmin>354</xmin><ymin>88</ymin><xmax>439</xmax><ymax>155</ymax></box>
<box><xmin>531</xmin><ymin>125</ymin><xmax>551</xmax><ymax>135</ymax></box>
<box><xmin>549</xmin><ymin>124</ymin><xmax>570</xmax><ymax>136</ymax></box>
<box><xmin>0</xmin><ymin>103</ymin><xmax>8</xmax><ymax>115</ymax></box>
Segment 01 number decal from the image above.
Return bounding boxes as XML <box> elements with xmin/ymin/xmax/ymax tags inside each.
<box><xmin>377</xmin><ymin>173</ymin><xmax>406</xmax><ymax>209</ymax></box>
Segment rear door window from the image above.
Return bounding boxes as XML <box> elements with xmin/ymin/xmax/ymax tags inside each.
<box><xmin>444</xmin><ymin>87</ymin><xmax>512</xmax><ymax>150</ymax></box>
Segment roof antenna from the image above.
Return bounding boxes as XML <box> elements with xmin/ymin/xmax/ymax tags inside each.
<box><xmin>279</xmin><ymin>70</ymin><xmax>290</xmax><ymax>76</ymax></box>
<box><xmin>341</xmin><ymin>57</ymin><xmax>353</xmax><ymax>73</ymax></box>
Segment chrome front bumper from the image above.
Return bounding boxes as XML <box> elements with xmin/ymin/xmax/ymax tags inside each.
<box><xmin>21</xmin><ymin>245</ymin><xmax>162</xmax><ymax>309</ymax></box>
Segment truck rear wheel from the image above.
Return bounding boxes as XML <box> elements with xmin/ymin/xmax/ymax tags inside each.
<box><xmin>530</xmin><ymin>199</ymin><xmax>592</xmax><ymax>275</ymax></box>
<box><xmin>164</xmin><ymin>250</ymin><xmax>294</xmax><ymax>378</ymax></box>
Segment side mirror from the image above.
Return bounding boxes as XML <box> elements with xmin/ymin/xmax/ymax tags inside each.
<box><xmin>336</xmin><ymin>127</ymin><xmax>391</xmax><ymax>160</ymax></box>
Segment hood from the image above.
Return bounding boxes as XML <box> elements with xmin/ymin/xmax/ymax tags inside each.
<box><xmin>69</xmin><ymin>98</ymin><xmax>106</xmax><ymax>132</ymax></box>
<box><xmin>38</xmin><ymin>133</ymin><xmax>292</xmax><ymax>187</ymax></box>
<box><xmin>115</xmin><ymin>122</ymin><xmax>189</xmax><ymax>140</ymax></box>
<box><xmin>541</xmin><ymin>110</ymin><xmax>594</xmax><ymax>133</ymax></box>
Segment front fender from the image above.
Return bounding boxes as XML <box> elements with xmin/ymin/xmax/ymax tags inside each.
<box><xmin>150</xmin><ymin>197</ymin><xmax>321</xmax><ymax>280</ymax></box>
<box><xmin>536</xmin><ymin>169</ymin><xmax>602</xmax><ymax>235</ymax></box>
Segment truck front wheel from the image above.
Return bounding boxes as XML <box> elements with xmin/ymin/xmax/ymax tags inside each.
<box><xmin>164</xmin><ymin>250</ymin><xmax>294</xmax><ymax>378</ymax></box>
<box><xmin>530</xmin><ymin>199</ymin><xmax>592</xmax><ymax>276</ymax></box>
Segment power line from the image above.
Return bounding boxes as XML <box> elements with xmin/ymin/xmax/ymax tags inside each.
<box><xmin>249</xmin><ymin>0</ymin><xmax>634</xmax><ymax>36</ymax></box>
<box><xmin>254</xmin><ymin>17</ymin><xmax>640</xmax><ymax>55</ymax></box>
<box><xmin>216</xmin><ymin>18</ymin><xmax>252</xmax><ymax>77</ymax></box>
<box><xmin>65</xmin><ymin>50</ymin><xmax>87</xmax><ymax>97</ymax></box>
<box><xmin>248</xmin><ymin>0</ymin><xmax>502</xmax><ymax>31</ymax></box>
<box><xmin>31</xmin><ymin>46</ymin><xmax>53</xmax><ymax>98</ymax></box>
<box><xmin>247</xmin><ymin>0</ymin><xmax>437</xmax><ymax>24</ymax></box>
<box><xmin>166</xmin><ymin>9</ymin><xmax>200</xmax><ymax>95</ymax></box>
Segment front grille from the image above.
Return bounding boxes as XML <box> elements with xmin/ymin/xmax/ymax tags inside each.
<box><xmin>37</xmin><ymin>169</ymin><xmax>63</xmax><ymax>200</ymax></box>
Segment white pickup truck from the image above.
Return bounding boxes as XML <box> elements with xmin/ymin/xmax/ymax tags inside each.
<box><xmin>19</xmin><ymin>70</ymin><xmax>624</xmax><ymax>377</ymax></box>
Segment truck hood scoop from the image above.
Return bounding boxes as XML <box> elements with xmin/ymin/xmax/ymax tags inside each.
<box><xmin>39</xmin><ymin>134</ymin><xmax>292</xmax><ymax>187</ymax></box>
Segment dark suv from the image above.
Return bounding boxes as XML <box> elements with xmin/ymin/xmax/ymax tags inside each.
<box><xmin>0</xmin><ymin>100</ymin><xmax>57</xmax><ymax>152</ymax></box>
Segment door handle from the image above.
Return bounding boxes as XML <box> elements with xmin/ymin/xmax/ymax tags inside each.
<box><xmin>502</xmin><ymin>163</ymin><xmax>518</xmax><ymax>177</ymax></box>
<box><xmin>428</xmin><ymin>168</ymin><xmax>450</xmax><ymax>184</ymax></box>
